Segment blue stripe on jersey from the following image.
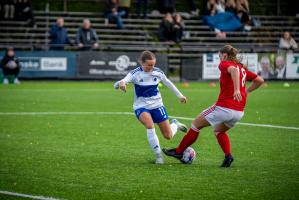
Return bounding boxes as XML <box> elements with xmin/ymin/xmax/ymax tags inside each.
<box><xmin>131</xmin><ymin>67</ymin><xmax>142</xmax><ymax>75</ymax></box>
<box><xmin>134</xmin><ymin>84</ymin><xmax>159</xmax><ymax>98</ymax></box>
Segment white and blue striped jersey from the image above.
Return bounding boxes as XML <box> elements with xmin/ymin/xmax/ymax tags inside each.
<box><xmin>115</xmin><ymin>66</ymin><xmax>184</xmax><ymax>110</ymax></box>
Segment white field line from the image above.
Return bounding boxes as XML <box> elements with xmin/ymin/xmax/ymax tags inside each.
<box><xmin>1</xmin><ymin>88</ymin><xmax>299</xmax><ymax>92</ymax></box>
<box><xmin>0</xmin><ymin>111</ymin><xmax>298</xmax><ymax>131</ymax></box>
<box><xmin>0</xmin><ymin>190</ymin><xmax>63</xmax><ymax>200</ymax></box>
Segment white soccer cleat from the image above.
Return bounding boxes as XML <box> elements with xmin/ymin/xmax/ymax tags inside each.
<box><xmin>172</xmin><ymin>119</ymin><xmax>188</xmax><ymax>133</ymax></box>
<box><xmin>155</xmin><ymin>155</ymin><xmax>164</xmax><ymax>164</ymax></box>
<box><xmin>3</xmin><ymin>78</ymin><xmax>9</xmax><ymax>85</ymax></box>
<box><xmin>14</xmin><ymin>78</ymin><xmax>20</xmax><ymax>85</ymax></box>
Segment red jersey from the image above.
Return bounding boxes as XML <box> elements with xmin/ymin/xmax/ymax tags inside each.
<box><xmin>215</xmin><ymin>60</ymin><xmax>258</xmax><ymax>111</ymax></box>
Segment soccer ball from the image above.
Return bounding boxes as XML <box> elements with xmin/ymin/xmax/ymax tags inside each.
<box><xmin>181</xmin><ymin>147</ymin><xmax>196</xmax><ymax>164</ymax></box>
<box><xmin>6</xmin><ymin>60</ymin><xmax>17</xmax><ymax>69</ymax></box>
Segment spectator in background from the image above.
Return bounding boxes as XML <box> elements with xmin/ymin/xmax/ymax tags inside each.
<box><xmin>76</xmin><ymin>19</ymin><xmax>99</xmax><ymax>51</ymax></box>
<box><xmin>136</xmin><ymin>0</ymin><xmax>148</xmax><ymax>18</ymax></box>
<box><xmin>226</xmin><ymin>0</ymin><xmax>237</xmax><ymax>15</ymax></box>
<box><xmin>279</xmin><ymin>31</ymin><xmax>298</xmax><ymax>53</ymax></box>
<box><xmin>158</xmin><ymin>13</ymin><xmax>175</xmax><ymax>42</ymax></box>
<box><xmin>173</xmin><ymin>13</ymin><xmax>184</xmax><ymax>43</ymax></box>
<box><xmin>105</xmin><ymin>0</ymin><xmax>125</xmax><ymax>29</ymax></box>
<box><xmin>258</xmin><ymin>56</ymin><xmax>274</xmax><ymax>79</ymax></box>
<box><xmin>1</xmin><ymin>47</ymin><xmax>21</xmax><ymax>85</ymax></box>
<box><xmin>49</xmin><ymin>17</ymin><xmax>72</xmax><ymax>50</ymax></box>
<box><xmin>274</xmin><ymin>55</ymin><xmax>286</xmax><ymax>79</ymax></box>
<box><xmin>236</xmin><ymin>0</ymin><xmax>251</xmax><ymax>30</ymax></box>
<box><xmin>118</xmin><ymin>0</ymin><xmax>131</xmax><ymax>18</ymax></box>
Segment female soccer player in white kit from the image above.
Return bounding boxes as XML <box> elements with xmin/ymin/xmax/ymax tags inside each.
<box><xmin>114</xmin><ymin>51</ymin><xmax>188</xmax><ymax>164</ymax></box>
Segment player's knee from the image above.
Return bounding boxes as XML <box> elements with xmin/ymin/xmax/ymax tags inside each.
<box><xmin>191</xmin><ymin>123</ymin><xmax>201</xmax><ymax>132</ymax></box>
<box><xmin>214</xmin><ymin>130</ymin><xmax>220</xmax><ymax>136</ymax></box>
<box><xmin>145</xmin><ymin>124</ymin><xmax>154</xmax><ymax>129</ymax></box>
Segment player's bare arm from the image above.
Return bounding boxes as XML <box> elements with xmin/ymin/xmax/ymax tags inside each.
<box><xmin>246</xmin><ymin>76</ymin><xmax>264</xmax><ymax>94</ymax></box>
<box><xmin>227</xmin><ymin>66</ymin><xmax>242</xmax><ymax>102</ymax></box>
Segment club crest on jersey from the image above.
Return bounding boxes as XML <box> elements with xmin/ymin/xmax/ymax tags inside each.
<box><xmin>153</xmin><ymin>77</ymin><xmax>157</xmax><ymax>82</ymax></box>
<box><xmin>139</xmin><ymin>78</ymin><xmax>144</xmax><ymax>82</ymax></box>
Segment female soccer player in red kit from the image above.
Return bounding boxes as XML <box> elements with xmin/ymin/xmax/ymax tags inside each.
<box><xmin>163</xmin><ymin>45</ymin><xmax>264</xmax><ymax>167</ymax></box>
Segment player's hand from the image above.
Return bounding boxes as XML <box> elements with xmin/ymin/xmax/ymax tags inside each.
<box><xmin>180</xmin><ymin>96</ymin><xmax>187</xmax><ymax>104</ymax></box>
<box><xmin>233</xmin><ymin>90</ymin><xmax>242</xmax><ymax>102</ymax></box>
<box><xmin>119</xmin><ymin>81</ymin><xmax>127</xmax><ymax>92</ymax></box>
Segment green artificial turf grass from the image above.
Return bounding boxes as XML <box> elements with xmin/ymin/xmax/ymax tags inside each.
<box><xmin>0</xmin><ymin>81</ymin><xmax>298</xmax><ymax>200</ymax></box>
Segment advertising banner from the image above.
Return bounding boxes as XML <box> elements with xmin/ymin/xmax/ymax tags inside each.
<box><xmin>77</xmin><ymin>51</ymin><xmax>168</xmax><ymax>79</ymax></box>
<box><xmin>0</xmin><ymin>51</ymin><xmax>76</xmax><ymax>78</ymax></box>
<box><xmin>286</xmin><ymin>53</ymin><xmax>299</xmax><ymax>79</ymax></box>
<box><xmin>202</xmin><ymin>53</ymin><xmax>258</xmax><ymax>79</ymax></box>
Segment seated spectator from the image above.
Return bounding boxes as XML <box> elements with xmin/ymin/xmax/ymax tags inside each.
<box><xmin>136</xmin><ymin>0</ymin><xmax>148</xmax><ymax>18</ymax></box>
<box><xmin>1</xmin><ymin>47</ymin><xmax>21</xmax><ymax>85</ymax></box>
<box><xmin>236</xmin><ymin>0</ymin><xmax>251</xmax><ymax>30</ymax></box>
<box><xmin>76</xmin><ymin>19</ymin><xmax>99</xmax><ymax>51</ymax></box>
<box><xmin>279</xmin><ymin>31</ymin><xmax>298</xmax><ymax>53</ymax></box>
<box><xmin>274</xmin><ymin>55</ymin><xmax>286</xmax><ymax>79</ymax></box>
<box><xmin>173</xmin><ymin>13</ymin><xmax>184</xmax><ymax>43</ymax></box>
<box><xmin>118</xmin><ymin>0</ymin><xmax>131</xmax><ymax>18</ymax></box>
<box><xmin>49</xmin><ymin>17</ymin><xmax>72</xmax><ymax>50</ymax></box>
<box><xmin>158</xmin><ymin>13</ymin><xmax>175</xmax><ymax>42</ymax></box>
<box><xmin>258</xmin><ymin>56</ymin><xmax>274</xmax><ymax>79</ymax></box>
<box><xmin>105</xmin><ymin>0</ymin><xmax>125</xmax><ymax>29</ymax></box>
<box><xmin>226</xmin><ymin>0</ymin><xmax>237</xmax><ymax>15</ymax></box>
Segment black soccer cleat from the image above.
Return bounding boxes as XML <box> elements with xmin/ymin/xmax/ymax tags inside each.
<box><xmin>162</xmin><ymin>148</ymin><xmax>183</xmax><ymax>161</ymax></box>
<box><xmin>220</xmin><ymin>154</ymin><xmax>234</xmax><ymax>168</ymax></box>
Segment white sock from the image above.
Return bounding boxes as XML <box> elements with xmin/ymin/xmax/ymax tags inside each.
<box><xmin>146</xmin><ymin>128</ymin><xmax>161</xmax><ymax>157</ymax></box>
<box><xmin>170</xmin><ymin>123</ymin><xmax>178</xmax><ymax>137</ymax></box>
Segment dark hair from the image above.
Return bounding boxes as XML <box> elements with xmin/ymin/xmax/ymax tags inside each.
<box><xmin>220</xmin><ymin>44</ymin><xmax>244</xmax><ymax>66</ymax></box>
<box><xmin>139</xmin><ymin>50</ymin><xmax>156</xmax><ymax>63</ymax></box>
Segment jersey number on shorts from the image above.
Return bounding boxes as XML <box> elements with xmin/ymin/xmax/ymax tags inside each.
<box><xmin>159</xmin><ymin>107</ymin><xmax>166</xmax><ymax>116</ymax></box>
<box><xmin>240</xmin><ymin>68</ymin><xmax>247</xmax><ymax>87</ymax></box>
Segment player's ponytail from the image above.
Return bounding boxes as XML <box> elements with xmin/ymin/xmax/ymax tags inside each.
<box><xmin>220</xmin><ymin>45</ymin><xmax>245</xmax><ymax>67</ymax></box>
<box><xmin>139</xmin><ymin>50</ymin><xmax>156</xmax><ymax>64</ymax></box>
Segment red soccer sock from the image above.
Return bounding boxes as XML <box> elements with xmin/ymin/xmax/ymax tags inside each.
<box><xmin>176</xmin><ymin>126</ymin><xmax>199</xmax><ymax>154</ymax></box>
<box><xmin>216</xmin><ymin>132</ymin><xmax>231</xmax><ymax>156</ymax></box>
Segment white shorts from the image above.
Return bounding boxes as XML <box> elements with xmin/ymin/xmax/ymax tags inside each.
<box><xmin>201</xmin><ymin>105</ymin><xmax>244</xmax><ymax>128</ymax></box>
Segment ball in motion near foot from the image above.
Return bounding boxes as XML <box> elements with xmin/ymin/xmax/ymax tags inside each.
<box><xmin>181</xmin><ymin>147</ymin><xmax>196</xmax><ymax>164</ymax></box>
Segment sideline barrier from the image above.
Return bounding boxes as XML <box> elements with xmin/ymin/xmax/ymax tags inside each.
<box><xmin>1</xmin><ymin>51</ymin><xmax>298</xmax><ymax>80</ymax></box>
<box><xmin>202</xmin><ymin>53</ymin><xmax>299</xmax><ymax>80</ymax></box>
<box><xmin>0</xmin><ymin>51</ymin><xmax>168</xmax><ymax>80</ymax></box>
<box><xmin>77</xmin><ymin>51</ymin><xmax>168</xmax><ymax>79</ymax></box>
